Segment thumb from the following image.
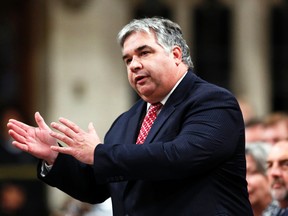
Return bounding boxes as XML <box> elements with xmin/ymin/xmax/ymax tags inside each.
<box><xmin>88</xmin><ymin>122</ymin><xmax>96</xmax><ymax>134</ymax></box>
<box><xmin>35</xmin><ymin>112</ymin><xmax>51</xmax><ymax>131</ymax></box>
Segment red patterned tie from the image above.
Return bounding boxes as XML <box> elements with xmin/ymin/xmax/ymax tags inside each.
<box><xmin>136</xmin><ymin>103</ymin><xmax>163</xmax><ymax>144</ymax></box>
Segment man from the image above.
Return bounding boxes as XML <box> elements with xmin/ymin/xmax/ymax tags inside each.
<box><xmin>245</xmin><ymin>118</ymin><xmax>265</xmax><ymax>143</ymax></box>
<box><xmin>262</xmin><ymin>112</ymin><xmax>288</xmax><ymax>145</ymax></box>
<box><xmin>245</xmin><ymin>143</ymin><xmax>278</xmax><ymax>216</ymax></box>
<box><xmin>267</xmin><ymin>140</ymin><xmax>288</xmax><ymax>215</ymax></box>
<box><xmin>7</xmin><ymin>17</ymin><xmax>252</xmax><ymax>215</ymax></box>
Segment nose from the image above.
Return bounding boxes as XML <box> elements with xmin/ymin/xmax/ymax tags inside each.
<box><xmin>268</xmin><ymin>165</ymin><xmax>282</xmax><ymax>177</ymax></box>
<box><xmin>129</xmin><ymin>56</ymin><xmax>142</xmax><ymax>72</ymax></box>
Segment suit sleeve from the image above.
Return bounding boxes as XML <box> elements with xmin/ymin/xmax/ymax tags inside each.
<box><xmin>37</xmin><ymin>154</ymin><xmax>110</xmax><ymax>204</ymax></box>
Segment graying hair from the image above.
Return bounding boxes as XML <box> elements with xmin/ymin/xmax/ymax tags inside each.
<box><xmin>117</xmin><ymin>17</ymin><xmax>193</xmax><ymax>68</ymax></box>
<box><xmin>245</xmin><ymin>142</ymin><xmax>271</xmax><ymax>175</ymax></box>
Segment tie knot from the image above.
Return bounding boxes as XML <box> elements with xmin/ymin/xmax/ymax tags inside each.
<box><xmin>149</xmin><ymin>103</ymin><xmax>162</xmax><ymax>113</ymax></box>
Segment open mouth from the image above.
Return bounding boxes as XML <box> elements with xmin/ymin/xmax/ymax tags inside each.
<box><xmin>272</xmin><ymin>183</ymin><xmax>283</xmax><ymax>189</ymax></box>
<box><xmin>135</xmin><ymin>75</ymin><xmax>147</xmax><ymax>84</ymax></box>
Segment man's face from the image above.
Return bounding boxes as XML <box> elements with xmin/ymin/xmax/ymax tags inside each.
<box><xmin>122</xmin><ymin>31</ymin><xmax>182</xmax><ymax>104</ymax></box>
<box><xmin>263</xmin><ymin>121</ymin><xmax>288</xmax><ymax>144</ymax></box>
<box><xmin>246</xmin><ymin>154</ymin><xmax>270</xmax><ymax>206</ymax></box>
<box><xmin>267</xmin><ymin>142</ymin><xmax>288</xmax><ymax>204</ymax></box>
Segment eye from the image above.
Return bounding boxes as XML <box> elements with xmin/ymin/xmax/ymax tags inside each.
<box><xmin>266</xmin><ymin>162</ymin><xmax>272</xmax><ymax>169</ymax></box>
<box><xmin>280</xmin><ymin>160</ymin><xmax>288</xmax><ymax>170</ymax></box>
<box><xmin>140</xmin><ymin>50</ymin><xmax>150</xmax><ymax>56</ymax></box>
<box><xmin>125</xmin><ymin>58</ymin><xmax>132</xmax><ymax>65</ymax></box>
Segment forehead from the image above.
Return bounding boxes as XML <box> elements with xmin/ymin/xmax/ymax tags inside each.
<box><xmin>122</xmin><ymin>31</ymin><xmax>158</xmax><ymax>51</ymax></box>
<box><xmin>268</xmin><ymin>142</ymin><xmax>288</xmax><ymax>161</ymax></box>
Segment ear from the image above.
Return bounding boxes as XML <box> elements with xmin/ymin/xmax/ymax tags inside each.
<box><xmin>172</xmin><ymin>46</ymin><xmax>182</xmax><ymax>66</ymax></box>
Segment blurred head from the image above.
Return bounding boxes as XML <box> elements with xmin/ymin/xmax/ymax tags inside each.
<box><xmin>117</xmin><ymin>17</ymin><xmax>191</xmax><ymax>103</ymax></box>
<box><xmin>263</xmin><ymin>112</ymin><xmax>288</xmax><ymax>145</ymax></box>
<box><xmin>0</xmin><ymin>105</ymin><xmax>24</xmax><ymax>141</ymax></box>
<box><xmin>0</xmin><ymin>183</ymin><xmax>26</xmax><ymax>214</ymax></box>
<box><xmin>245</xmin><ymin>143</ymin><xmax>272</xmax><ymax>212</ymax></box>
<box><xmin>245</xmin><ymin>118</ymin><xmax>265</xmax><ymax>143</ymax></box>
<box><xmin>267</xmin><ymin>140</ymin><xmax>288</xmax><ymax>208</ymax></box>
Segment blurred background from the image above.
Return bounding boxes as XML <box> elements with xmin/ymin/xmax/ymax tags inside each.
<box><xmin>0</xmin><ymin>0</ymin><xmax>287</xmax><ymax>215</ymax></box>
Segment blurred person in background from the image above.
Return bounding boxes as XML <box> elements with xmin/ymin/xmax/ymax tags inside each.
<box><xmin>0</xmin><ymin>183</ymin><xmax>26</xmax><ymax>216</ymax></box>
<box><xmin>267</xmin><ymin>140</ymin><xmax>288</xmax><ymax>215</ymax></box>
<box><xmin>245</xmin><ymin>118</ymin><xmax>266</xmax><ymax>143</ymax></box>
<box><xmin>262</xmin><ymin>112</ymin><xmax>288</xmax><ymax>145</ymax></box>
<box><xmin>246</xmin><ymin>143</ymin><xmax>279</xmax><ymax>216</ymax></box>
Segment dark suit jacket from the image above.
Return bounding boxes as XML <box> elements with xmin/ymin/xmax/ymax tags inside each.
<box><xmin>38</xmin><ymin>69</ymin><xmax>253</xmax><ymax>216</ymax></box>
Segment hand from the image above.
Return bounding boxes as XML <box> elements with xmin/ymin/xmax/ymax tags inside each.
<box><xmin>7</xmin><ymin>112</ymin><xmax>59</xmax><ymax>165</ymax></box>
<box><xmin>50</xmin><ymin>117</ymin><xmax>101</xmax><ymax>165</ymax></box>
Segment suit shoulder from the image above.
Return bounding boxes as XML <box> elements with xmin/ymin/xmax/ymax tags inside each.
<box><xmin>193</xmin><ymin>75</ymin><xmax>236</xmax><ymax>100</ymax></box>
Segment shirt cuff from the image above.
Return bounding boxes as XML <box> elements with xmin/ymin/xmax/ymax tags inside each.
<box><xmin>40</xmin><ymin>161</ymin><xmax>53</xmax><ymax>177</ymax></box>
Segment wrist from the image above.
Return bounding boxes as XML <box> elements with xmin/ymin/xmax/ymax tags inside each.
<box><xmin>45</xmin><ymin>152</ymin><xmax>59</xmax><ymax>165</ymax></box>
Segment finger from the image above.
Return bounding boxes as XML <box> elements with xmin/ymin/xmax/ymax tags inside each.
<box><xmin>7</xmin><ymin>122</ymin><xmax>28</xmax><ymax>138</ymax></box>
<box><xmin>12</xmin><ymin>141</ymin><xmax>29</xmax><ymax>152</ymax></box>
<box><xmin>51</xmin><ymin>122</ymin><xmax>76</xmax><ymax>141</ymax></box>
<box><xmin>8</xmin><ymin>119</ymin><xmax>30</xmax><ymax>131</ymax></box>
<box><xmin>8</xmin><ymin>129</ymin><xmax>27</xmax><ymax>143</ymax></box>
<box><xmin>35</xmin><ymin>112</ymin><xmax>51</xmax><ymax>131</ymax></box>
<box><xmin>50</xmin><ymin>130</ymin><xmax>75</xmax><ymax>147</ymax></box>
<box><xmin>58</xmin><ymin>117</ymin><xmax>82</xmax><ymax>134</ymax></box>
<box><xmin>50</xmin><ymin>145</ymin><xmax>73</xmax><ymax>155</ymax></box>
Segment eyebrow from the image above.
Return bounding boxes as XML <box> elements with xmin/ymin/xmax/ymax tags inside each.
<box><xmin>122</xmin><ymin>45</ymin><xmax>153</xmax><ymax>61</ymax></box>
<box><xmin>267</xmin><ymin>159</ymin><xmax>288</xmax><ymax>165</ymax></box>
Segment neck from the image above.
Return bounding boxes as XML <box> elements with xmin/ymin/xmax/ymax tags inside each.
<box><xmin>252</xmin><ymin>196</ymin><xmax>272</xmax><ymax>216</ymax></box>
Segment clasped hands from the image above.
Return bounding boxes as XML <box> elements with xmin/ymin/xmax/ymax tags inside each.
<box><xmin>7</xmin><ymin>112</ymin><xmax>101</xmax><ymax>165</ymax></box>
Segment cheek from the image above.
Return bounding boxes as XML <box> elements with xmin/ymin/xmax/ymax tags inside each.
<box><xmin>127</xmin><ymin>72</ymin><xmax>134</xmax><ymax>86</ymax></box>
<box><xmin>247</xmin><ymin>175</ymin><xmax>268</xmax><ymax>191</ymax></box>
<box><xmin>247</xmin><ymin>176</ymin><xmax>257</xmax><ymax>190</ymax></box>
<box><xmin>282</xmin><ymin>175</ymin><xmax>288</xmax><ymax>185</ymax></box>
<box><xmin>267</xmin><ymin>175</ymin><xmax>274</xmax><ymax>186</ymax></box>
<box><xmin>153</xmin><ymin>72</ymin><xmax>173</xmax><ymax>88</ymax></box>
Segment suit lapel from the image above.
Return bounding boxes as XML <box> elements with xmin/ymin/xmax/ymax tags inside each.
<box><xmin>143</xmin><ymin>105</ymin><xmax>175</xmax><ymax>144</ymax></box>
<box><xmin>127</xmin><ymin>104</ymin><xmax>146</xmax><ymax>143</ymax></box>
<box><xmin>143</xmin><ymin>70</ymin><xmax>196</xmax><ymax>144</ymax></box>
